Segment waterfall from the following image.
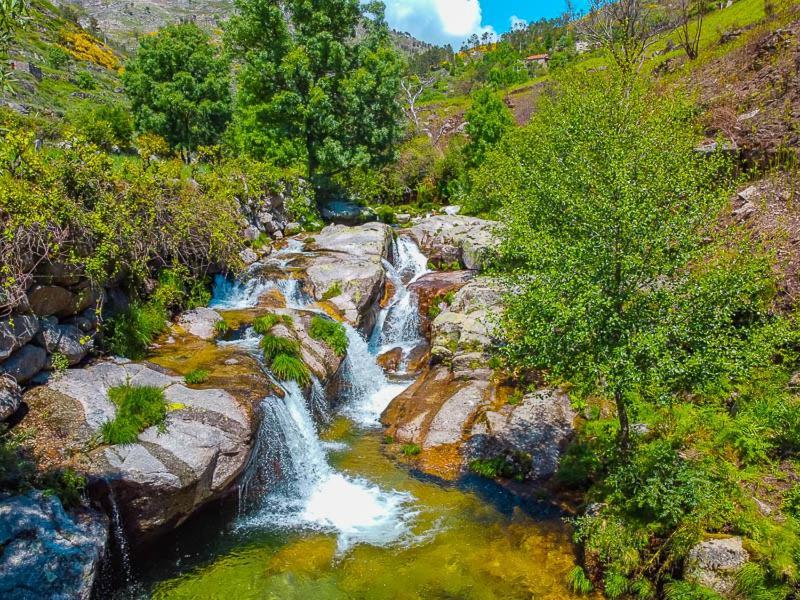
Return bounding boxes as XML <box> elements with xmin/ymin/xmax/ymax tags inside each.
<box><xmin>370</xmin><ymin>236</ymin><xmax>430</xmax><ymax>362</ymax></box>
<box><xmin>237</xmin><ymin>382</ymin><xmax>417</xmax><ymax>553</ymax></box>
<box><xmin>107</xmin><ymin>487</ymin><xmax>132</xmax><ymax>585</ymax></box>
<box><xmin>210</xmin><ymin>274</ymin><xmax>309</xmax><ymax>310</ymax></box>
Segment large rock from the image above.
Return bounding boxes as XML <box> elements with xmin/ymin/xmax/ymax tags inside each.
<box><xmin>36</xmin><ymin>321</ymin><xmax>93</xmax><ymax>366</ymax></box>
<box><xmin>466</xmin><ymin>389</ymin><xmax>577</xmax><ymax>480</ymax></box>
<box><xmin>404</xmin><ymin>216</ymin><xmax>497</xmax><ymax>270</ymax></box>
<box><xmin>0</xmin><ymin>373</ymin><xmax>21</xmax><ymax>420</ymax></box>
<box><xmin>177</xmin><ymin>307</ymin><xmax>224</xmax><ymax>340</ymax></box>
<box><xmin>408</xmin><ymin>270</ymin><xmax>475</xmax><ymax>330</ymax></box>
<box><xmin>1</xmin><ymin>344</ymin><xmax>47</xmax><ymax>383</ymax></box>
<box><xmin>0</xmin><ymin>313</ymin><xmax>40</xmax><ymax>360</ymax></box>
<box><xmin>0</xmin><ymin>492</ymin><xmax>108</xmax><ymax>600</ymax></box>
<box><xmin>27</xmin><ymin>285</ymin><xmax>76</xmax><ymax>318</ymax></box>
<box><xmin>684</xmin><ymin>537</ymin><xmax>749</xmax><ymax>597</ymax></box>
<box><xmin>23</xmin><ymin>360</ymin><xmax>253</xmax><ymax>543</ymax></box>
<box><xmin>303</xmin><ymin>223</ymin><xmax>393</xmax><ymax>330</ymax></box>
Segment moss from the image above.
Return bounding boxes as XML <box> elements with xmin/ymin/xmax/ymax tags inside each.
<box><xmin>100</xmin><ymin>384</ymin><xmax>167</xmax><ymax>445</ymax></box>
<box><xmin>321</xmin><ymin>281</ymin><xmax>343</xmax><ymax>301</ymax></box>
<box><xmin>309</xmin><ymin>315</ymin><xmax>348</xmax><ymax>356</ymax></box>
<box><xmin>184</xmin><ymin>368</ymin><xmax>210</xmax><ymax>385</ymax></box>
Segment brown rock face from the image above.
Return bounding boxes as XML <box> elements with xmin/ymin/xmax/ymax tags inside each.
<box><xmin>408</xmin><ymin>271</ymin><xmax>475</xmax><ymax>331</ymax></box>
<box><xmin>377</xmin><ymin>347</ymin><xmax>403</xmax><ymax>373</ymax></box>
<box><xmin>27</xmin><ymin>285</ymin><xmax>75</xmax><ymax>318</ymax></box>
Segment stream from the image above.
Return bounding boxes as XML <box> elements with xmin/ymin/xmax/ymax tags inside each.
<box><xmin>120</xmin><ymin>236</ymin><xmax>585</xmax><ymax>599</ymax></box>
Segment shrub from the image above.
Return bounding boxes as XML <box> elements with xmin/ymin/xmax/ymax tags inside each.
<box><xmin>66</xmin><ymin>102</ymin><xmax>133</xmax><ymax>150</ymax></box>
<box><xmin>104</xmin><ymin>302</ymin><xmax>168</xmax><ymax>360</ymax></box>
<box><xmin>100</xmin><ymin>384</ymin><xmax>167</xmax><ymax>445</ymax></box>
<box><xmin>309</xmin><ymin>315</ymin><xmax>348</xmax><ymax>356</ymax></box>
<box><xmin>46</xmin><ymin>46</ymin><xmax>71</xmax><ymax>69</ymax></box>
<box><xmin>184</xmin><ymin>369</ymin><xmax>210</xmax><ymax>385</ymax></box>
<box><xmin>270</xmin><ymin>353</ymin><xmax>311</xmax><ymax>386</ymax></box>
<box><xmin>75</xmin><ymin>71</ymin><xmax>96</xmax><ymax>90</ymax></box>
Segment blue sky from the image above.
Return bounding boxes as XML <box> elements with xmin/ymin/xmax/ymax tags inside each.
<box><xmin>384</xmin><ymin>1</ymin><xmax>590</xmax><ymax>47</ymax></box>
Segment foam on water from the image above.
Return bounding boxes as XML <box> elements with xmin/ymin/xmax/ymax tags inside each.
<box><xmin>210</xmin><ymin>274</ymin><xmax>309</xmax><ymax>310</ymax></box>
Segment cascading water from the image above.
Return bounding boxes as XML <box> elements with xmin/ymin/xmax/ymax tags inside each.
<box><xmin>108</xmin><ymin>487</ymin><xmax>132</xmax><ymax>585</ymax></box>
<box><xmin>370</xmin><ymin>236</ymin><xmax>430</xmax><ymax>362</ymax></box>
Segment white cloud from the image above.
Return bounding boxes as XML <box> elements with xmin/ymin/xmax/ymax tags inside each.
<box><xmin>384</xmin><ymin>0</ymin><xmax>496</xmax><ymax>47</ymax></box>
<box><xmin>510</xmin><ymin>15</ymin><xmax>528</xmax><ymax>31</ymax></box>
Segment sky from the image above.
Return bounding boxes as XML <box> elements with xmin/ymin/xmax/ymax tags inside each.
<box><xmin>384</xmin><ymin>0</ymin><xmax>590</xmax><ymax>47</ymax></box>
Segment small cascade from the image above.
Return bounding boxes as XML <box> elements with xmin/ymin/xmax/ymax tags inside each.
<box><xmin>309</xmin><ymin>376</ymin><xmax>330</xmax><ymax>425</ymax></box>
<box><xmin>210</xmin><ymin>274</ymin><xmax>310</xmax><ymax>310</ymax></box>
<box><xmin>370</xmin><ymin>236</ymin><xmax>430</xmax><ymax>362</ymax></box>
<box><xmin>107</xmin><ymin>487</ymin><xmax>132</xmax><ymax>586</ymax></box>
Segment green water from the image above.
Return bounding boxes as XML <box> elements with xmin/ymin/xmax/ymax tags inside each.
<box><xmin>135</xmin><ymin>422</ymin><xmax>588</xmax><ymax>600</ymax></box>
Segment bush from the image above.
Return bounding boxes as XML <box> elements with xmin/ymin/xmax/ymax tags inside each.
<box><xmin>100</xmin><ymin>384</ymin><xmax>167</xmax><ymax>445</ymax></box>
<box><xmin>66</xmin><ymin>102</ymin><xmax>133</xmax><ymax>150</ymax></box>
<box><xmin>104</xmin><ymin>302</ymin><xmax>168</xmax><ymax>360</ymax></box>
<box><xmin>309</xmin><ymin>315</ymin><xmax>348</xmax><ymax>356</ymax></box>
<box><xmin>184</xmin><ymin>369</ymin><xmax>210</xmax><ymax>385</ymax></box>
<box><xmin>46</xmin><ymin>46</ymin><xmax>71</xmax><ymax>69</ymax></box>
<box><xmin>75</xmin><ymin>71</ymin><xmax>96</xmax><ymax>90</ymax></box>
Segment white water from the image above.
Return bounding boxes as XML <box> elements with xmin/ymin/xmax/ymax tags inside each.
<box><xmin>222</xmin><ymin>234</ymin><xmax>429</xmax><ymax>554</ymax></box>
<box><xmin>370</xmin><ymin>236</ymin><xmax>430</xmax><ymax>362</ymax></box>
<box><xmin>210</xmin><ymin>275</ymin><xmax>309</xmax><ymax>310</ymax></box>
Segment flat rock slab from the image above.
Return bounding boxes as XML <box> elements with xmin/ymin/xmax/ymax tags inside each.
<box><xmin>405</xmin><ymin>216</ymin><xmax>497</xmax><ymax>270</ymax></box>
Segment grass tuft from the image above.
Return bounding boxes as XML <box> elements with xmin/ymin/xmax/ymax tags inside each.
<box><xmin>184</xmin><ymin>368</ymin><xmax>210</xmax><ymax>385</ymax></box>
<box><xmin>271</xmin><ymin>353</ymin><xmax>311</xmax><ymax>386</ymax></box>
<box><xmin>100</xmin><ymin>384</ymin><xmax>167</xmax><ymax>445</ymax></box>
<box><xmin>309</xmin><ymin>315</ymin><xmax>348</xmax><ymax>356</ymax></box>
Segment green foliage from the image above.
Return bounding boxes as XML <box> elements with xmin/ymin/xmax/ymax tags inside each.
<box><xmin>259</xmin><ymin>334</ymin><xmax>300</xmax><ymax>363</ymax></box>
<box><xmin>309</xmin><ymin>315</ymin><xmax>348</xmax><ymax>356</ymax></box>
<box><xmin>0</xmin><ymin>426</ymin><xmax>36</xmax><ymax>495</ymax></box>
<box><xmin>101</xmin><ymin>384</ymin><xmax>167</xmax><ymax>445</ymax></box>
<box><xmin>469</xmin><ymin>456</ymin><xmax>522</xmax><ymax>480</ymax></box>
<box><xmin>783</xmin><ymin>485</ymin><xmax>800</xmax><ymax>521</ymax></box>
<box><xmin>41</xmin><ymin>468</ymin><xmax>86</xmax><ymax>509</ymax></box>
<box><xmin>464</xmin><ymin>87</ymin><xmax>514</xmax><ymax>168</ymax></box>
<box><xmin>481</xmin><ymin>70</ymin><xmax>786</xmax><ymax>454</ymax></box>
<box><xmin>50</xmin><ymin>351</ymin><xmax>69</xmax><ymax>374</ymax></box>
<box><xmin>123</xmin><ymin>22</ymin><xmax>231</xmax><ymax>161</ymax></box>
<box><xmin>213</xmin><ymin>319</ymin><xmax>230</xmax><ymax>336</ymax></box>
<box><xmin>566</xmin><ymin>566</ymin><xmax>593</xmax><ymax>594</ymax></box>
<box><xmin>270</xmin><ymin>353</ymin><xmax>311</xmax><ymax>386</ymax></box>
<box><xmin>401</xmin><ymin>443</ymin><xmax>421</xmax><ymax>456</ymax></box>
<box><xmin>46</xmin><ymin>45</ymin><xmax>70</xmax><ymax>68</ymax></box>
<box><xmin>321</xmin><ymin>282</ymin><xmax>343</xmax><ymax>301</ymax></box>
<box><xmin>253</xmin><ymin>313</ymin><xmax>293</xmax><ymax>335</ymax></box>
<box><xmin>184</xmin><ymin>368</ymin><xmax>210</xmax><ymax>385</ymax></box>
<box><xmin>75</xmin><ymin>71</ymin><xmax>95</xmax><ymax>90</ymax></box>
<box><xmin>66</xmin><ymin>102</ymin><xmax>134</xmax><ymax>150</ymax></box>
<box><xmin>664</xmin><ymin>580</ymin><xmax>723</xmax><ymax>600</ymax></box>
<box><xmin>104</xmin><ymin>301</ymin><xmax>168</xmax><ymax>360</ymax></box>
<box><xmin>225</xmin><ymin>0</ymin><xmax>404</xmax><ymax>184</ymax></box>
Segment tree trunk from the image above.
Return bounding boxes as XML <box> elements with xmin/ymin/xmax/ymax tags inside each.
<box><xmin>615</xmin><ymin>388</ymin><xmax>631</xmax><ymax>456</ymax></box>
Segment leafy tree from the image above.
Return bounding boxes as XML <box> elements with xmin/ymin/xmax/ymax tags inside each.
<box><xmin>123</xmin><ymin>23</ymin><xmax>231</xmax><ymax>162</ymax></box>
<box><xmin>475</xmin><ymin>72</ymin><xmax>784</xmax><ymax>453</ymax></box>
<box><xmin>225</xmin><ymin>0</ymin><xmax>404</xmax><ymax>189</ymax></box>
<box><xmin>464</xmin><ymin>87</ymin><xmax>514</xmax><ymax>167</ymax></box>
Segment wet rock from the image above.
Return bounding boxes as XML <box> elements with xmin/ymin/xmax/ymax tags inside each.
<box><xmin>404</xmin><ymin>216</ymin><xmax>497</xmax><ymax>270</ymax></box>
<box><xmin>1</xmin><ymin>344</ymin><xmax>47</xmax><ymax>383</ymax></box>
<box><xmin>684</xmin><ymin>537</ymin><xmax>749</xmax><ymax>597</ymax></box>
<box><xmin>23</xmin><ymin>361</ymin><xmax>253</xmax><ymax>542</ymax></box>
<box><xmin>37</xmin><ymin>321</ymin><xmax>93</xmax><ymax>366</ymax></box>
<box><xmin>177</xmin><ymin>307</ymin><xmax>224</xmax><ymax>341</ymax></box>
<box><xmin>27</xmin><ymin>285</ymin><xmax>76</xmax><ymax>318</ymax></box>
<box><xmin>377</xmin><ymin>347</ymin><xmax>403</xmax><ymax>373</ymax></box>
<box><xmin>408</xmin><ymin>270</ymin><xmax>475</xmax><ymax>329</ymax></box>
<box><xmin>239</xmin><ymin>248</ymin><xmax>259</xmax><ymax>266</ymax></box>
<box><xmin>0</xmin><ymin>313</ymin><xmax>40</xmax><ymax>360</ymax></box>
<box><xmin>0</xmin><ymin>374</ymin><xmax>22</xmax><ymax>420</ymax></box>
<box><xmin>0</xmin><ymin>492</ymin><xmax>108</xmax><ymax>600</ymax></box>
<box><xmin>466</xmin><ymin>389</ymin><xmax>577</xmax><ymax>480</ymax></box>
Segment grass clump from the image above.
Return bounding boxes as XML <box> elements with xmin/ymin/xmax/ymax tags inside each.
<box><xmin>104</xmin><ymin>302</ymin><xmax>168</xmax><ymax>360</ymax></box>
<box><xmin>184</xmin><ymin>368</ymin><xmax>210</xmax><ymax>385</ymax></box>
<box><xmin>213</xmin><ymin>319</ymin><xmax>230</xmax><ymax>336</ymax></box>
<box><xmin>567</xmin><ymin>566</ymin><xmax>593</xmax><ymax>595</ymax></box>
<box><xmin>100</xmin><ymin>384</ymin><xmax>167</xmax><ymax>445</ymax></box>
<box><xmin>271</xmin><ymin>353</ymin><xmax>311</xmax><ymax>386</ymax></box>
<box><xmin>253</xmin><ymin>312</ymin><xmax>293</xmax><ymax>335</ymax></box>
<box><xmin>309</xmin><ymin>315</ymin><xmax>348</xmax><ymax>356</ymax></box>
<box><xmin>260</xmin><ymin>334</ymin><xmax>301</xmax><ymax>363</ymax></box>
<box><xmin>469</xmin><ymin>456</ymin><xmax>522</xmax><ymax>480</ymax></box>
<box><xmin>321</xmin><ymin>281</ymin><xmax>342</xmax><ymax>301</ymax></box>
<box><xmin>401</xmin><ymin>443</ymin><xmax>421</xmax><ymax>456</ymax></box>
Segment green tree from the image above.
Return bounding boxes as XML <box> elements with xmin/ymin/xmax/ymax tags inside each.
<box><xmin>475</xmin><ymin>72</ymin><xmax>783</xmax><ymax>453</ymax></box>
<box><xmin>123</xmin><ymin>23</ymin><xmax>231</xmax><ymax>162</ymax></box>
<box><xmin>464</xmin><ymin>87</ymin><xmax>514</xmax><ymax>167</ymax></box>
<box><xmin>225</xmin><ymin>0</ymin><xmax>404</xmax><ymax>188</ymax></box>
